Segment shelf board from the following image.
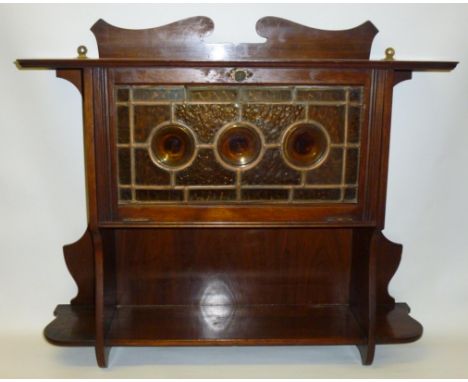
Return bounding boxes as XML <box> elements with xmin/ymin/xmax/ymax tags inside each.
<box><xmin>16</xmin><ymin>58</ymin><xmax>458</xmax><ymax>71</ymax></box>
<box><xmin>44</xmin><ymin>303</ymin><xmax>421</xmax><ymax>347</ymax></box>
<box><xmin>107</xmin><ymin>304</ymin><xmax>364</xmax><ymax>346</ymax></box>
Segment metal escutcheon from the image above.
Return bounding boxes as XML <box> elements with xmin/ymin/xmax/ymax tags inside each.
<box><xmin>228</xmin><ymin>68</ymin><xmax>253</xmax><ymax>82</ymax></box>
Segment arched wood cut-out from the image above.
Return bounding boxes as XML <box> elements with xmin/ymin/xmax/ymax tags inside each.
<box><xmin>56</xmin><ymin>69</ymin><xmax>83</xmax><ymax>94</ymax></box>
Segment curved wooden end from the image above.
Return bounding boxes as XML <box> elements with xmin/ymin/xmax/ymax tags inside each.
<box><xmin>394</xmin><ymin>70</ymin><xmax>413</xmax><ymax>86</ymax></box>
<box><xmin>256</xmin><ymin>17</ymin><xmax>378</xmax><ymax>59</ymax></box>
<box><xmin>376</xmin><ymin>303</ymin><xmax>423</xmax><ymax>344</ymax></box>
<box><xmin>44</xmin><ymin>305</ymin><xmax>95</xmax><ymax>346</ymax></box>
<box><xmin>63</xmin><ymin>229</ymin><xmax>95</xmax><ymax>305</ymax></box>
<box><xmin>56</xmin><ymin>69</ymin><xmax>83</xmax><ymax>94</ymax></box>
<box><xmin>91</xmin><ymin>17</ymin><xmax>214</xmax><ymax>58</ymax></box>
<box><xmin>91</xmin><ymin>16</ymin><xmax>214</xmax><ymax>40</ymax></box>
<box><xmin>375</xmin><ymin>231</ymin><xmax>403</xmax><ymax>306</ymax></box>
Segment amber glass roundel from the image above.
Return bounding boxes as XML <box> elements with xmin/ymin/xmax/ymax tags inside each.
<box><xmin>283</xmin><ymin>123</ymin><xmax>329</xmax><ymax>169</ymax></box>
<box><xmin>216</xmin><ymin>124</ymin><xmax>262</xmax><ymax>168</ymax></box>
<box><xmin>150</xmin><ymin>124</ymin><xmax>196</xmax><ymax>169</ymax></box>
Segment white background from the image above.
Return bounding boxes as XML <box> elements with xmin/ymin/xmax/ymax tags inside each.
<box><xmin>1</xmin><ymin>3</ymin><xmax>467</xmax><ymax>378</ymax></box>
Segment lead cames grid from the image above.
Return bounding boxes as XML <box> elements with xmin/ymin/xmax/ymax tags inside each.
<box><xmin>115</xmin><ymin>85</ymin><xmax>363</xmax><ymax>204</ymax></box>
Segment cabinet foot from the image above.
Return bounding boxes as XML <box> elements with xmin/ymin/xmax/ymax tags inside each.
<box><xmin>95</xmin><ymin>346</ymin><xmax>110</xmax><ymax>368</ymax></box>
<box><xmin>357</xmin><ymin>344</ymin><xmax>375</xmax><ymax>365</ymax></box>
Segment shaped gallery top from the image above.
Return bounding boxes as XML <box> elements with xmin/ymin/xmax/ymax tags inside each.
<box><xmin>16</xmin><ymin>16</ymin><xmax>457</xmax><ymax>71</ymax></box>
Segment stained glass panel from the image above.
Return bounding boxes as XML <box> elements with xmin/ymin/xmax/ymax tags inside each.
<box><xmin>115</xmin><ymin>85</ymin><xmax>364</xmax><ymax>204</ymax></box>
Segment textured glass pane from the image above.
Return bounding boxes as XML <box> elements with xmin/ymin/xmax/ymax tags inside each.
<box><xmin>344</xmin><ymin>187</ymin><xmax>357</xmax><ymax>202</ymax></box>
<box><xmin>117</xmin><ymin>88</ymin><xmax>129</xmax><ymax>102</ymax></box>
<box><xmin>308</xmin><ymin>105</ymin><xmax>345</xmax><ymax>144</ymax></box>
<box><xmin>242</xmin><ymin>149</ymin><xmax>301</xmax><ymax>185</ymax></box>
<box><xmin>242</xmin><ymin>189</ymin><xmax>289</xmax><ymax>201</ymax></box>
<box><xmin>187</xmin><ymin>87</ymin><xmax>238</xmax><ymax>102</ymax></box>
<box><xmin>242</xmin><ymin>104</ymin><xmax>305</xmax><ymax>143</ymax></box>
<box><xmin>134</xmin><ymin>149</ymin><xmax>170</xmax><ymax>185</ymax></box>
<box><xmin>134</xmin><ymin>105</ymin><xmax>171</xmax><ymax>143</ymax></box>
<box><xmin>348</xmin><ymin>106</ymin><xmax>362</xmax><ymax>144</ymax></box>
<box><xmin>119</xmin><ymin>187</ymin><xmax>132</xmax><ymax>201</ymax></box>
<box><xmin>349</xmin><ymin>87</ymin><xmax>363</xmax><ymax>103</ymax></box>
<box><xmin>117</xmin><ymin>106</ymin><xmax>130</xmax><ymax>144</ymax></box>
<box><xmin>176</xmin><ymin>149</ymin><xmax>235</xmax><ymax>185</ymax></box>
<box><xmin>133</xmin><ymin>86</ymin><xmax>185</xmax><ymax>101</ymax></box>
<box><xmin>189</xmin><ymin>189</ymin><xmax>237</xmax><ymax>202</ymax></box>
<box><xmin>296</xmin><ymin>88</ymin><xmax>345</xmax><ymax>102</ymax></box>
<box><xmin>345</xmin><ymin>148</ymin><xmax>359</xmax><ymax>184</ymax></box>
<box><xmin>240</xmin><ymin>87</ymin><xmax>292</xmax><ymax>102</ymax></box>
<box><xmin>294</xmin><ymin>188</ymin><xmax>341</xmax><ymax>201</ymax></box>
<box><xmin>136</xmin><ymin>189</ymin><xmax>184</xmax><ymax>201</ymax></box>
<box><xmin>118</xmin><ymin>148</ymin><xmax>131</xmax><ymax>184</ymax></box>
<box><xmin>175</xmin><ymin>104</ymin><xmax>238</xmax><ymax>143</ymax></box>
<box><xmin>306</xmin><ymin>148</ymin><xmax>343</xmax><ymax>184</ymax></box>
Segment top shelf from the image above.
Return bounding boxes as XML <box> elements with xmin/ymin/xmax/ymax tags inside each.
<box><xmin>15</xmin><ymin>17</ymin><xmax>457</xmax><ymax>71</ymax></box>
<box><xmin>16</xmin><ymin>59</ymin><xmax>457</xmax><ymax>71</ymax></box>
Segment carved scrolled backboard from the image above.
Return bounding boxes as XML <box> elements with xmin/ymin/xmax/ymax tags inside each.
<box><xmin>91</xmin><ymin>16</ymin><xmax>378</xmax><ymax>60</ymax></box>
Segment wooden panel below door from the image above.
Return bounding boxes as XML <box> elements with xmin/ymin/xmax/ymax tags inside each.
<box><xmin>113</xmin><ymin>228</ymin><xmax>353</xmax><ymax>306</ymax></box>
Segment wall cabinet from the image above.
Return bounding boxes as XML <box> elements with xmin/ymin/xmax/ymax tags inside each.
<box><xmin>17</xmin><ymin>17</ymin><xmax>457</xmax><ymax>367</ymax></box>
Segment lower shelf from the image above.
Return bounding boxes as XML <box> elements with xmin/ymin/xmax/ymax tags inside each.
<box><xmin>44</xmin><ymin>303</ymin><xmax>422</xmax><ymax>347</ymax></box>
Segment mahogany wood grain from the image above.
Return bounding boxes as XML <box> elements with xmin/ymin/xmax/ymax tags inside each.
<box><xmin>375</xmin><ymin>232</ymin><xmax>403</xmax><ymax>306</ymax></box>
<box><xmin>91</xmin><ymin>228</ymin><xmax>107</xmax><ymax>367</ymax></box>
<box><xmin>63</xmin><ymin>229</ymin><xmax>94</xmax><ymax>305</ymax></box>
<box><xmin>91</xmin><ymin>17</ymin><xmax>378</xmax><ymax>60</ymax></box>
<box><xmin>44</xmin><ymin>305</ymin><xmax>95</xmax><ymax>346</ymax></box>
<box><xmin>81</xmin><ymin>68</ymin><xmax>108</xmax><ymax>367</ymax></box>
<box><xmin>18</xmin><ymin>17</ymin><xmax>456</xmax><ymax>367</ymax></box>
<box><xmin>349</xmin><ymin>227</ymin><xmax>375</xmax><ymax>364</ymax></box>
<box><xmin>111</xmin><ymin>67</ymin><xmax>370</xmax><ymax>85</ymax></box>
<box><xmin>56</xmin><ymin>69</ymin><xmax>83</xmax><ymax>94</ymax></box>
<box><xmin>112</xmin><ymin>228</ymin><xmax>352</xmax><ymax>306</ymax></box>
<box><xmin>44</xmin><ymin>303</ymin><xmax>422</xmax><ymax>347</ymax></box>
<box><xmin>376</xmin><ymin>303</ymin><xmax>423</xmax><ymax>344</ymax></box>
<box><xmin>106</xmin><ymin>305</ymin><xmax>365</xmax><ymax>346</ymax></box>
<box><xmin>17</xmin><ymin>59</ymin><xmax>457</xmax><ymax>71</ymax></box>
<box><xmin>82</xmin><ymin>68</ymin><xmax>98</xmax><ymax>226</ymax></box>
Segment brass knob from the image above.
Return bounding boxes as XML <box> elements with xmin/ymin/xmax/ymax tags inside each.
<box><xmin>384</xmin><ymin>47</ymin><xmax>395</xmax><ymax>61</ymax></box>
<box><xmin>77</xmin><ymin>45</ymin><xmax>88</xmax><ymax>59</ymax></box>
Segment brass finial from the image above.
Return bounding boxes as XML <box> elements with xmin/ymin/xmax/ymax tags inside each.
<box><xmin>384</xmin><ymin>47</ymin><xmax>395</xmax><ymax>61</ymax></box>
<box><xmin>77</xmin><ymin>45</ymin><xmax>88</xmax><ymax>59</ymax></box>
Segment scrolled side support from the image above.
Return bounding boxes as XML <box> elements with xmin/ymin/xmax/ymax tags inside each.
<box><xmin>63</xmin><ymin>227</ymin><xmax>95</xmax><ymax>305</ymax></box>
<box><xmin>375</xmin><ymin>231</ymin><xmax>403</xmax><ymax>307</ymax></box>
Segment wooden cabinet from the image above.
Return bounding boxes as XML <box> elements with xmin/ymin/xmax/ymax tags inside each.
<box><xmin>17</xmin><ymin>17</ymin><xmax>457</xmax><ymax>367</ymax></box>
